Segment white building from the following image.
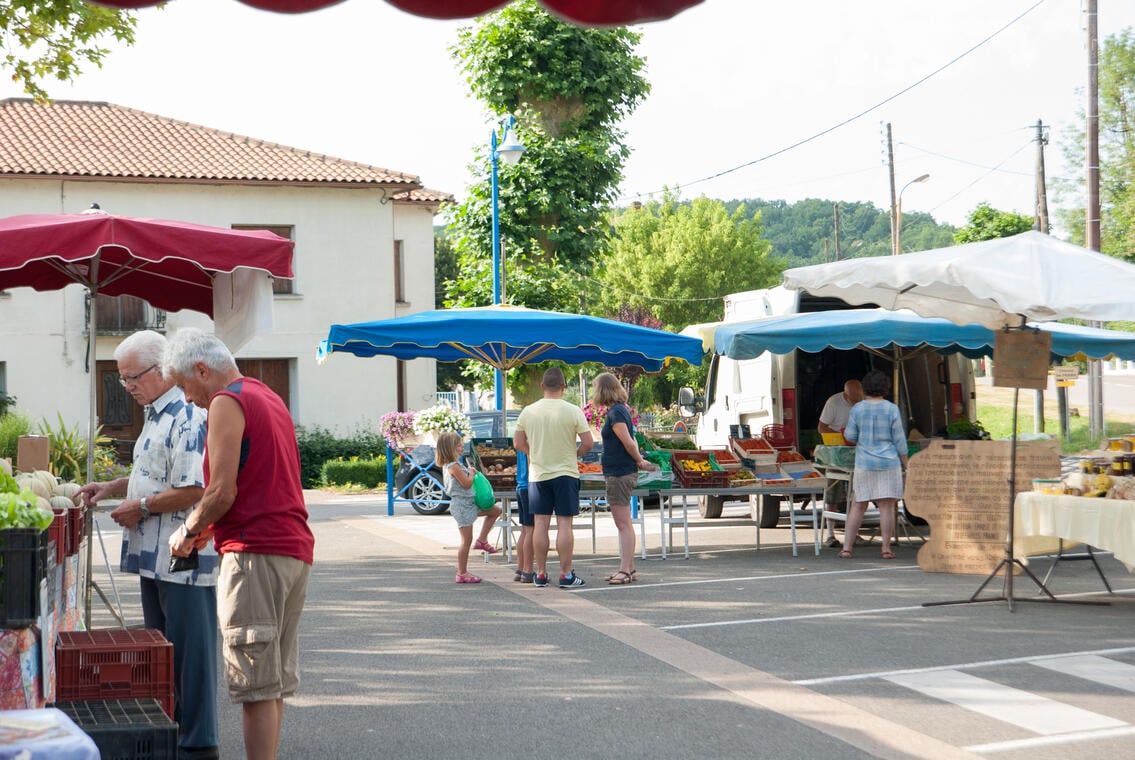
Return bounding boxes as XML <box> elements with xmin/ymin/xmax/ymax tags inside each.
<box><xmin>0</xmin><ymin>98</ymin><xmax>449</xmax><ymax>455</ymax></box>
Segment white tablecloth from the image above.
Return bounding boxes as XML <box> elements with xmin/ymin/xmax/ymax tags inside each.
<box><xmin>1014</xmin><ymin>492</ymin><xmax>1135</xmax><ymax>572</ymax></box>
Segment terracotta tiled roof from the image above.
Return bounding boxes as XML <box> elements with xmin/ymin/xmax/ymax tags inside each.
<box><xmin>0</xmin><ymin>98</ymin><xmax>423</xmax><ymax>189</ymax></box>
<box><xmin>393</xmin><ymin>188</ymin><xmax>454</xmax><ymax>205</ymax></box>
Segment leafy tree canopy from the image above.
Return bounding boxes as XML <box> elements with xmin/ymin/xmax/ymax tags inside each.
<box><xmin>2</xmin><ymin>0</ymin><xmax>137</xmax><ymax>102</ymax></box>
<box><xmin>1057</xmin><ymin>27</ymin><xmax>1135</xmax><ymax>257</ymax></box>
<box><xmin>596</xmin><ymin>194</ymin><xmax>782</xmax><ymax>330</ymax></box>
<box><xmin>953</xmin><ymin>202</ymin><xmax>1034</xmax><ymax>243</ymax></box>
<box><xmin>447</xmin><ymin>0</ymin><xmax>648</xmax><ymax>313</ymax></box>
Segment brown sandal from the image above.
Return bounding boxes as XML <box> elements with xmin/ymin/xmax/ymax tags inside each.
<box><xmin>838</xmin><ymin>549</ymin><xmax>853</xmax><ymax>559</ymax></box>
<box><xmin>608</xmin><ymin>570</ymin><xmax>634</xmax><ymax>585</ymax></box>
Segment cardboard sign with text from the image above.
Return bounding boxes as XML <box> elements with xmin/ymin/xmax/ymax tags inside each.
<box><xmin>904</xmin><ymin>439</ymin><xmax>1060</xmax><ymax>574</ymax></box>
<box><xmin>16</xmin><ymin>435</ymin><xmax>49</xmax><ymax>473</ymax></box>
<box><xmin>993</xmin><ymin>329</ymin><xmax>1052</xmax><ymax>390</ymax></box>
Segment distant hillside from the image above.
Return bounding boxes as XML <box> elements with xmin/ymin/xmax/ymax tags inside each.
<box><xmin>723</xmin><ymin>198</ymin><xmax>957</xmax><ymax>267</ymax></box>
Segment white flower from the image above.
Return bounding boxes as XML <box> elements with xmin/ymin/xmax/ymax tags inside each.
<box><xmin>412</xmin><ymin>405</ymin><xmax>472</xmax><ymax>437</ymax></box>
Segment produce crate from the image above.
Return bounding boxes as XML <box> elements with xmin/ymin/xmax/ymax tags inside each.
<box><xmin>813</xmin><ymin>445</ymin><xmax>856</xmax><ymax>469</ymax></box>
<box><xmin>485</xmin><ymin>474</ymin><xmax>517</xmax><ymax>492</ymax></box>
<box><xmin>0</xmin><ymin>527</ymin><xmax>48</xmax><ymax>628</ymax></box>
<box><xmin>56</xmin><ymin>698</ymin><xmax>178</xmax><ymax>760</ymax></box>
<box><xmin>779</xmin><ymin>460</ymin><xmax>824</xmax><ymax>481</ymax></box>
<box><xmin>66</xmin><ymin>504</ymin><xmax>86</xmax><ymax>556</ymax></box>
<box><xmin>49</xmin><ymin>508</ymin><xmax>68</xmax><ymax>565</ymax></box>
<box><xmin>705</xmin><ymin>447</ymin><xmax>741</xmax><ymax>470</ymax></box>
<box><xmin>641</xmin><ymin>432</ymin><xmax>696</xmax><ymax>453</ymax></box>
<box><xmin>725</xmin><ymin>468</ymin><xmax>757</xmax><ymax>487</ymax></box>
<box><xmin>731</xmin><ymin>437</ymin><xmax>777</xmax><ymax>465</ymax></box>
<box><xmin>670</xmin><ymin>451</ymin><xmax>730</xmax><ymax>488</ymax></box>
<box><xmin>55</xmin><ymin>629</ymin><xmax>175</xmax><ymax>718</ymax></box>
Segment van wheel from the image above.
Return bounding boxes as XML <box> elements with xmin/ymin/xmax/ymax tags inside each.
<box><xmin>758</xmin><ymin>494</ymin><xmax>781</xmax><ymax>528</ymax></box>
<box><xmin>698</xmin><ymin>495</ymin><xmax>724</xmax><ymax>519</ymax></box>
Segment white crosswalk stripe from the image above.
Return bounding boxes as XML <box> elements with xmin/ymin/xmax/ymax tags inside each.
<box><xmin>1032</xmin><ymin>654</ymin><xmax>1135</xmax><ymax>693</ymax></box>
<box><xmin>884</xmin><ymin>668</ymin><xmax>1127</xmax><ymax>736</ymax></box>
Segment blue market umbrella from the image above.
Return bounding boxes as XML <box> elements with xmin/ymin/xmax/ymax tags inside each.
<box><xmin>318</xmin><ymin>304</ymin><xmax>705</xmax><ymax>371</ymax></box>
<box><xmin>700</xmin><ymin>309</ymin><xmax>1135</xmax><ymax>362</ymax></box>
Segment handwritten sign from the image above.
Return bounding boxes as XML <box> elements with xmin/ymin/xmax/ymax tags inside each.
<box><xmin>904</xmin><ymin>439</ymin><xmax>1060</xmax><ymax>574</ymax></box>
<box><xmin>993</xmin><ymin>329</ymin><xmax>1052</xmax><ymax>389</ymax></box>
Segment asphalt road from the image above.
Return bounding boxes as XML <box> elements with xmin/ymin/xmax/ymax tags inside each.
<box><xmin>83</xmin><ymin>493</ymin><xmax>1135</xmax><ymax>760</ymax></box>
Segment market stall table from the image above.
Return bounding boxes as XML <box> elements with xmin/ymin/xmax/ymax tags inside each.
<box><xmin>1013</xmin><ymin>492</ymin><xmax>1135</xmax><ymax>589</ymax></box>
<box><xmin>494</xmin><ymin>481</ymin><xmax>826</xmax><ymax>562</ymax></box>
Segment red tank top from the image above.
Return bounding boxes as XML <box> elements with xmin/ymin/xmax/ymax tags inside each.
<box><xmin>205</xmin><ymin>377</ymin><xmax>314</xmax><ymax>564</ymax></box>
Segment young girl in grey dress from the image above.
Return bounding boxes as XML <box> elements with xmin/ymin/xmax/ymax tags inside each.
<box><xmin>436</xmin><ymin>432</ymin><xmax>501</xmax><ymax>583</ymax></box>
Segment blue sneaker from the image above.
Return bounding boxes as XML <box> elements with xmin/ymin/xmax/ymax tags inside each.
<box><xmin>559</xmin><ymin>572</ymin><xmax>586</xmax><ymax>588</ymax></box>
<box><xmin>533</xmin><ymin>573</ymin><xmax>549</xmax><ymax>587</ymax></box>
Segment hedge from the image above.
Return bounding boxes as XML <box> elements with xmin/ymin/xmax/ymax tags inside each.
<box><xmin>297</xmin><ymin>425</ymin><xmax>388</xmax><ymax>489</ymax></box>
<box><xmin>320</xmin><ymin>455</ymin><xmax>387</xmax><ymax>489</ymax></box>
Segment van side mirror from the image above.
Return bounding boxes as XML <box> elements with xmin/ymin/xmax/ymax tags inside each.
<box><xmin>677</xmin><ymin>386</ymin><xmax>702</xmax><ymax>417</ymax></box>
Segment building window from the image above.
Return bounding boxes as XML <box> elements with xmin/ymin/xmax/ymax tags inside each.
<box><xmin>394</xmin><ymin>239</ymin><xmax>406</xmax><ymax>303</ymax></box>
<box><xmin>233</xmin><ymin>224</ymin><xmax>295</xmax><ymax>295</ymax></box>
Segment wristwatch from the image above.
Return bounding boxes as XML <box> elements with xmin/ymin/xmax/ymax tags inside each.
<box><xmin>182</xmin><ymin>523</ymin><xmax>200</xmax><ymax>539</ymax></box>
<box><xmin>138</xmin><ymin>497</ymin><xmax>150</xmax><ymax>520</ymax></box>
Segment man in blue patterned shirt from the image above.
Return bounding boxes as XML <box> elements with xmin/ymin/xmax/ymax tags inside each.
<box><xmin>77</xmin><ymin>330</ymin><xmax>220</xmax><ymax>760</ymax></box>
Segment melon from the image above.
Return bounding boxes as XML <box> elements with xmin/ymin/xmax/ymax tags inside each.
<box><xmin>50</xmin><ymin>495</ymin><xmax>76</xmax><ymax>510</ymax></box>
<box><xmin>18</xmin><ymin>476</ymin><xmax>50</xmax><ymax>500</ymax></box>
<box><xmin>33</xmin><ymin>469</ymin><xmax>58</xmax><ymax>494</ymax></box>
<box><xmin>53</xmin><ymin>481</ymin><xmax>81</xmax><ymax>499</ymax></box>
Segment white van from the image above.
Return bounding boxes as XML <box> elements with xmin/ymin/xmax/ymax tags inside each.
<box><xmin>680</xmin><ymin>285</ymin><xmax>977</xmax><ymax>525</ymax></box>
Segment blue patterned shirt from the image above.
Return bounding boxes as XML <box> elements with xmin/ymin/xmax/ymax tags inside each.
<box><xmin>121</xmin><ymin>386</ymin><xmax>218</xmax><ymax>585</ymax></box>
<box><xmin>844</xmin><ymin>398</ymin><xmax>906</xmax><ymax>471</ymax></box>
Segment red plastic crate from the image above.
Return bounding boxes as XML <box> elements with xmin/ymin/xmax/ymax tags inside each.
<box><xmin>670</xmin><ymin>451</ymin><xmax>730</xmax><ymax>488</ymax></box>
<box><xmin>65</xmin><ymin>504</ymin><xmax>85</xmax><ymax>556</ymax></box>
<box><xmin>48</xmin><ymin>508</ymin><xmax>67</xmax><ymax>564</ymax></box>
<box><xmin>55</xmin><ymin>629</ymin><xmax>174</xmax><ymax>719</ymax></box>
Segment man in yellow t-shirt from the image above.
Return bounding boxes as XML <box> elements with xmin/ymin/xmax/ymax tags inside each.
<box><xmin>514</xmin><ymin>368</ymin><xmax>594</xmax><ymax>588</ymax></box>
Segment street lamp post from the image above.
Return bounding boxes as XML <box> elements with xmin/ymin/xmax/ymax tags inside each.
<box><xmin>489</xmin><ymin>116</ymin><xmax>525</xmax><ymax>410</ymax></box>
<box><xmin>893</xmin><ymin>173</ymin><xmax>930</xmax><ymax>255</ymax></box>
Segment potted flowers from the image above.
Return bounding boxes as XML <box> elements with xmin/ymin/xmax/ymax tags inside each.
<box><xmin>380</xmin><ymin>411</ymin><xmax>418</xmax><ymax>449</ymax></box>
<box><xmin>412</xmin><ymin>404</ymin><xmax>472</xmax><ymax>441</ymax></box>
<box><xmin>582</xmin><ymin>401</ymin><xmax>639</xmax><ymax>434</ymax></box>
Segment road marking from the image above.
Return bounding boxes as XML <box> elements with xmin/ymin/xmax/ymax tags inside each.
<box><xmin>661</xmin><ymin>604</ymin><xmax>927</xmax><ymax>630</ymax></box>
<box><xmin>344</xmin><ymin>515</ymin><xmax>980</xmax><ymax>760</ymax></box>
<box><xmin>1032</xmin><ymin>653</ymin><xmax>1135</xmax><ymax>692</ymax></box>
<box><xmin>795</xmin><ymin>646</ymin><xmax>1135</xmax><ymax>686</ymax></box>
<box><xmin>884</xmin><ymin>669</ymin><xmax>1127</xmax><ymax>735</ymax></box>
<box><xmin>964</xmin><ymin>725</ymin><xmax>1135</xmax><ymax>753</ymax></box>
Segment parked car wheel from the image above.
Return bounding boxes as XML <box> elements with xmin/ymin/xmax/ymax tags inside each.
<box><xmin>409</xmin><ymin>467</ymin><xmax>450</xmax><ymax>515</ymax></box>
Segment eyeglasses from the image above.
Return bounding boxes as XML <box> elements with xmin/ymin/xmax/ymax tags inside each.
<box><xmin>119</xmin><ymin>364</ymin><xmax>158</xmax><ymax>387</ymax></box>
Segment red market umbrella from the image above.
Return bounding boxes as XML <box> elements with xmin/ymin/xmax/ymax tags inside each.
<box><xmin>88</xmin><ymin>0</ymin><xmax>703</xmax><ymax>25</ymax></box>
<box><xmin>0</xmin><ymin>210</ymin><xmax>294</xmax><ymax>476</ymax></box>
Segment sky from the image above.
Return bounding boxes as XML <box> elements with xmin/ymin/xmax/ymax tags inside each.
<box><xmin>4</xmin><ymin>0</ymin><xmax>1134</xmax><ymax>230</ymax></box>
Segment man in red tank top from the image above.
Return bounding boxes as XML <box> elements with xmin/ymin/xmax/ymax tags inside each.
<box><xmin>166</xmin><ymin>328</ymin><xmax>314</xmax><ymax>760</ymax></box>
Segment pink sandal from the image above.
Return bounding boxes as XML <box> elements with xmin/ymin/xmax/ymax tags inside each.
<box><xmin>455</xmin><ymin>572</ymin><xmax>482</xmax><ymax>584</ymax></box>
<box><xmin>473</xmin><ymin>539</ymin><xmax>499</xmax><ymax>554</ymax></box>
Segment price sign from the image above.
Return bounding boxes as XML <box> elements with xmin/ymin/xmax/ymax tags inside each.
<box><xmin>1053</xmin><ymin>365</ymin><xmax>1079</xmax><ymax>387</ymax></box>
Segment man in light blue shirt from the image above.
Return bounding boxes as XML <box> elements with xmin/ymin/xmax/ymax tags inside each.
<box><xmin>77</xmin><ymin>330</ymin><xmax>219</xmax><ymax>759</ymax></box>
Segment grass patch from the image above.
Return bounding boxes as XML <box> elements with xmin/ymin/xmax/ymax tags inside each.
<box><xmin>975</xmin><ymin>384</ymin><xmax>1135</xmax><ymax>454</ymax></box>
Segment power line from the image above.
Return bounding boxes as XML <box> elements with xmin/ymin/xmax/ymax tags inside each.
<box><xmin>927</xmin><ymin>141</ymin><xmax>1033</xmax><ymax>215</ymax></box>
<box><xmin>620</xmin><ymin>0</ymin><xmax>1051</xmax><ymax>203</ymax></box>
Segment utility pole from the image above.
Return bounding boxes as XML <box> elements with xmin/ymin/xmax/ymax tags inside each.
<box><xmin>886</xmin><ymin>123</ymin><xmax>898</xmax><ymax>255</ymax></box>
<box><xmin>1033</xmin><ymin>119</ymin><xmax>1051</xmax><ymax>436</ymax></box>
<box><xmin>1086</xmin><ymin>0</ymin><xmax>1105</xmax><ymax>440</ymax></box>
<box><xmin>833</xmin><ymin>202</ymin><xmax>842</xmax><ymax>261</ymax></box>
<box><xmin>1033</xmin><ymin>117</ymin><xmax>1071</xmax><ymax>440</ymax></box>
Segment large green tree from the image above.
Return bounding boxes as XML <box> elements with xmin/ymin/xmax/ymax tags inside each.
<box><xmin>2</xmin><ymin>0</ymin><xmax>136</xmax><ymax>102</ymax></box>
<box><xmin>1058</xmin><ymin>28</ymin><xmax>1135</xmax><ymax>257</ymax></box>
<box><xmin>953</xmin><ymin>202</ymin><xmax>1034</xmax><ymax>243</ymax></box>
<box><xmin>447</xmin><ymin>0</ymin><xmax>648</xmax><ymax>312</ymax></box>
<box><xmin>597</xmin><ymin>194</ymin><xmax>783</xmax><ymax>331</ymax></box>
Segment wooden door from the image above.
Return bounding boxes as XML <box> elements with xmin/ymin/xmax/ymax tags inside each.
<box><xmin>96</xmin><ymin>360</ymin><xmax>143</xmax><ymax>464</ymax></box>
<box><xmin>236</xmin><ymin>359</ymin><xmax>291</xmax><ymax>410</ymax></box>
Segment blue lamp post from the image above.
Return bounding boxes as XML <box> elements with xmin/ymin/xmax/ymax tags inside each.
<box><xmin>490</xmin><ymin>116</ymin><xmax>525</xmax><ymax>410</ymax></box>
